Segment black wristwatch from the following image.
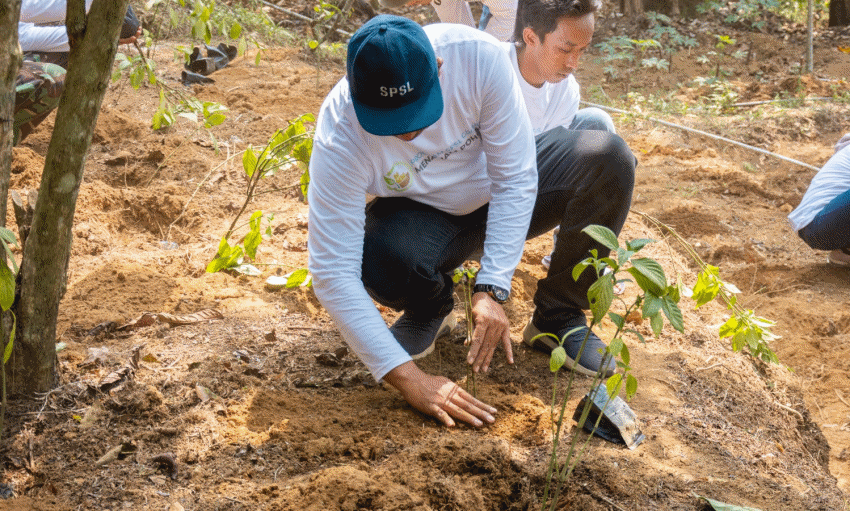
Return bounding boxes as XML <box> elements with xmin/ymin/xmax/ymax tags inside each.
<box><xmin>473</xmin><ymin>284</ymin><xmax>510</xmax><ymax>304</ymax></box>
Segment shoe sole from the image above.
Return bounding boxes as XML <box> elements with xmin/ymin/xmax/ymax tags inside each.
<box><xmin>522</xmin><ymin>321</ymin><xmax>603</xmax><ymax>377</ymax></box>
<box><xmin>411</xmin><ymin>313</ymin><xmax>456</xmax><ymax>360</ymax></box>
<box><xmin>828</xmin><ymin>249</ymin><xmax>850</xmax><ymax>268</ymax></box>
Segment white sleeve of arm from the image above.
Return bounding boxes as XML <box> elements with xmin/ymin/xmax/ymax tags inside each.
<box><xmin>475</xmin><ymin>45</ymin><xmax>538</xmax><ymax>290</ymax></box>
<box><xmin>430</xmin><ymin>0</ymin><xmax>475</xmax><ymax>28</ymax></box>
<box><xmin>481</xmin><ymin>0</ymin><xmax>518</xmax><ymax>42</ymax></box>
<box><xmin>20</xmin><ymin>0</ymin><xmax>96</xmax><ymax>23</ymax></box>
<box><xmin>18</xmin><ymin>22</ymin><xmax>69</xmax><ymax>52</ymax></box>
<box><xmin>308</xmin><ymin>140</ymin><xmax>413</xmax><ymax>382</ymax></box>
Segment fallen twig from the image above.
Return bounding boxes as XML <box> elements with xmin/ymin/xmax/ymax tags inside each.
<box><xmin>731</xmin><ymin>96</ymin><xmax>837</xmax><ymax>108</ymax></box>
<box><xmin>258</xmin><ymin>0</ymin><xmax>352</xmax><ymax>38</ymax></box>
<box><xmin>581</xmin><ymin>100</ymin><xmax>820</xmax><ymax>172</ymax></box>
<box><xmin>774</xmin><ymin>401</ymin><xmax>805</xmax><ymax>421</ymax></box>
<box><xmin>835</xmin><ymin>389</ymin><xmax>850</xmax><ymax>409</ymax></box>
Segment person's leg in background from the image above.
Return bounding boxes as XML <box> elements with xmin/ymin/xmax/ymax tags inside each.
<box><xmin>797</xmin><ymin>189</ymin><xmax>850</xmax><ymax>267</ymax></box>
<box><xmin>524</xmin><ymin>127</ymin><xmax>636</xmax><ymax>375</ymax></box>
<box><xmin>541</xmin><ymin>107</ymin><xmax>617</xmax><ymax>269</ymax></box>
<box><xmin>13</xmin><ymin>60</ymin><xmax>66</xmax><ymax>146</ymax></box>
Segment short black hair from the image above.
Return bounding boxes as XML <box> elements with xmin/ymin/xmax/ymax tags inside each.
<box><xmin>513</xmin><ymin>0</ymin><xmax>601</xmax><ymax>46</ymax></box>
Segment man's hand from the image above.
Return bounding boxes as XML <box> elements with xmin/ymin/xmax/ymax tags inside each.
<box><xmin>119</xmin><ymin>26</ymin><xmax>142</xmax><ymax>46</ymax></box>
<box><xmin>466</xmin><ymin>292</ymin><xmax>514</xmax><ymax>373</ymax></box>
<box><xmin>384</xmin><ymin>361</ymin><xmax>497</xmax><ymax>428</ymax></box>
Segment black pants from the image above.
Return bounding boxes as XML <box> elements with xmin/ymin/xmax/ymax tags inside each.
<box><xmin>361</xmin><ymin>127</ymin><xmax>636</xmax><ymax>331</ymax></box>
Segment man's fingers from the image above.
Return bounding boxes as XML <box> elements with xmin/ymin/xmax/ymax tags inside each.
<box><xmin>502</xmin><ymin>330</ymin><xmax>514</xmax><ymax>364</ymax></box>
<box><xmin>445</xmin><ymin>390</ymin><xmax>496</xmax><ymax>427</ymax></box>
<box><xmin>433</xmin><ymin>407</ymin><xmax>456</xmax><ymax>428</ymax></box>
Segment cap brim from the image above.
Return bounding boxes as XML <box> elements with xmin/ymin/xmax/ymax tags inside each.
<box><xmin>352</xmin><ymin>79</ymin><xmax>443</xmax><ymax>137</ymax></box>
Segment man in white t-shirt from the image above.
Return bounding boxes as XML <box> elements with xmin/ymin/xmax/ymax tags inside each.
<box><xmin>503</xmin><ymin>0</ymin><xmax>635</xmax><ymax>373</ymax></box>
<box><xmin>308</xmin><ymin>15</ymin><xmax>635</xmax><ymax>428</ymax></box>
<box><xmin>505</xmin><ymin>0</ymin><xmax>615</xmax><ymax>272</ymax></box>
<box><xmin>788</xmin><ymin>134</ymin><xmax>850</xmax><ymax>267</ymax></box>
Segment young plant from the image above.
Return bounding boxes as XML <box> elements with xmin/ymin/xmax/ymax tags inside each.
<box><xmin>634</xmin><ymin>211</ymin><xmax>778</xmax><ymax>364</ymax></box>
<box><xmin>207</xmin><ymin>114</ymin><xmax>315</xmax><ymax>274</ymax></box>
<box><xmin>452</xmin><ymin>266</ymin><xmax>479</xmax><ymax>396</ymax></box>
<box><xmin>535</xmin><ymin>225</ymin><xmax>680</xmax><ymax>510</ymax></box>
<box><xmin>0</xmin><ymin>227</ymin><xmax>18</xmax><ymax>445</ymax></box>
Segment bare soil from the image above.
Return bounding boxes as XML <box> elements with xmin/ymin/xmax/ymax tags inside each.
<box><xmin>2</xmin><ymin>3</ymin><xmax>850</xmax><ymax>510</ymax></box>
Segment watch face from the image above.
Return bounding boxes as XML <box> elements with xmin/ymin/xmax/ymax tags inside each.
<box><xmin>492</xmin><ymin>287</ymin><xmax>509</xmax><ymax>303</ymax></box>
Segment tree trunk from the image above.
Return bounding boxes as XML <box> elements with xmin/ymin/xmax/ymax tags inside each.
<box><xmin>1</xmin><ymin>1</ymin><xmax>22</xmax><ymax>228</ymax></box>
<box><xmin>830</xmin><ymin>0</ymin><xmax>850</xmax><ymax>26</ymax></box>
<box><xmin>10</xmin><ymin>0</ymin><xmax>129</xmax><ymax>394</ymax></box>
<box><xmin>0</xmin><ymin>1</ymin><xmax>23</xmax><ymax>404</ymax></box>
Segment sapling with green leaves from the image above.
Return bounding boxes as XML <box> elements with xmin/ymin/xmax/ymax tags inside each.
<box><xmin>534</xmin><ymin>224</ymin><xmax>683</xmax><ymax>510</ymax></box>
<box><xmin>452</xmin><ymin>266</ymin><xmax>479</xmax><ymax>396</ymax></box>
<box><xmin>0</xmin><ymin>227</ymin><xmax>18</xmax><ymax>444</ymax></box>
<box><xmin>207</xmin><ymin>114</ymin><xmax>315</xmax><ymax>274</ymax></box>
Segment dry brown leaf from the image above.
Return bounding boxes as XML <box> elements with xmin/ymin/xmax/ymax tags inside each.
<box><xmin>117</xmin><ymin>309</ymin><xmax>224</xmax><ymax>331</ymax></box>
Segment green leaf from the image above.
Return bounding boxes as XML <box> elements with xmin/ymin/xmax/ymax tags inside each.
<box><xmin>608</xmin><ymin>337</ymin><xmax>624</xmax><ymax>358</ymax></box>
<box><xmin>608</xmin><ymin>312</ymin><xmax>624</xmax><ymax>330</ymax></box>
<box><xmin>582</xmin><ymin>224</ymin><xmax>619</xmax><ymax>251</ymax></box>
<box><xmin>549</xmin><ymin>345</ymin><xmax>567</xmax><ymax>372</ymax></box>
<box><xmin>616</xmin><ymin>248</ymin><xmax>635</xmax><ymax>266</ymax></box>
<box><xmin>254</xmin><ymin>51</ymin><xmax>262</xmax><ymax>66</ymax></box>
<box><xmin>300</xmin><ymin>168</ymin><xmax>310</xmax><ymax>202</ymax></box>
<box><xmin>0</xmin><ymin>263</ymin><xmax>14</xmax><ymax>311</ymax></box>
<box><xmin>718</xmin><ymin>315</ymin><xmax>739</xmax><ymax>338</ymax></box>
<box><xmin>243</xmin><ymin>147</ymin><xmax>258</xmax><ymax>178</ymax></box>
<box><xmin>587</xmin><ymin>272</ymin><xmax>614</xmax><ymax>324</ymax></box>
<box><xmin>605</xmin><ymin>373</ymin><xmax>623</xmax><ymax>397</ymax></box>
<box><xmin>206</xmin><ymin>239</ymin><xmax>242</xmax><ymax>273</ymax></box>
<box><xmin>625</xmin><ymin>374</ymin><xmax>638</xmax><ymax>400</ymax></box>
<box><xmin>626</xmin><ymin>328</ymin><xmax>646</xmax><ymax>345</ymax></box>
<box><xmin>572</xmin><ymin>258</ymin><xmax>593</xmax><ymax>282</ymax></box>
<box><xmin>692</xmin><ymin>265</ymin><xmax>721</xmax><ymax>307</ymax></box>
<box><xmin>286</xmin><ymin>268</ymin><xmax>310</xmax><ymax>288</ymax></box>
<box><xmin>292</xmin><ymin>139</ymin><xmax>313</xmax><ymax>165</ymax></box>
<box><xmin>650</xmin><ymin>313</ymin><xmax>663</xmax><ymax>337</ymax></box>
<box><xmin>628</xmin><ymin>257</ymin><xmax>667</xmax><ymax>295</ymax></box>
<box><xmin>642</xmin><ymin>292</ymin><xmax>662</xmax><ymax>318</ymax></box>
<box><xmin>693</xmin><ymin>493</ymin><xmax>763</xmax><ymax>511</ymax></box>
<box><xmin>229</xmin><ymin>22</ymin><xmax>242</xmax><ymax>39</ymax></box>
<box><xmin>620</xmin><ymin>342</ymin><xmax>630</xmax><ymax>366</ymax></box>
<box><xmin>243</xmin><ymin>211</ymin><xmax>263</xmax><ymax>259</ymax></box>
<box><xmin>192</xmin><ymin>17</ymin><xmax>206</xmax><ymax>40</ymax></box>
<box><xmin>238</xmin><ymin>36</ymin><xmax>247</xmax><ymax>57</ymax></box>
<box><xmin>3</xmin><ymin>312</ymin><xmax>15</xmax><ymax>364</ymax></box>
<box><xmin>204</xmin><ymin>112</ymin><xmax>226</xmax><ymax>128</ymax></box>
<box><xmin>661</xmin><ymin>296</ymin><xmax>684</xmax><ymax>332</ymax></box>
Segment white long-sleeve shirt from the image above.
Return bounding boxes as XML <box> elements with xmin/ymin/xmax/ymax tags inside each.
<box><xmin>18</xmin><ymin>0</ymin><xmax>96</xmax><ymax>53</ymax></box>
<box><xmin>308</xmin><ymin>24</ymin><xmax>537</xmax><ymax>381</ymax></box>
<box><xmin>788</xmin><ymin>138</ymin><xmax>850</xmax><ymax>232</ymax></box>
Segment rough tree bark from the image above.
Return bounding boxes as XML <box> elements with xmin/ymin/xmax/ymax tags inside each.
<box><xmin>830</xmin><ymin>0</ymin><xmax>850</xmax><ymax>26</ymax></box>
<box><xmin>1</xmin><ymin>1</ymin><xmax>22</xmax><ymax>229</ymax></box>
<box><xmin>0</xmin><ymin>1</ymin><xmax>23</xmax><ymax>406</ymax></box>
<box><xmin>10</xmin><ymin>0</ymin><xmax>130</xmax><ymax>394</ymax></box>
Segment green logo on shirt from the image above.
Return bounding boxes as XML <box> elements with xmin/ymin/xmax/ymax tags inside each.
<box><xmin>384</xmin><ymin>162</ymin><xmax>412</xmax><ymax>192</ymax></box>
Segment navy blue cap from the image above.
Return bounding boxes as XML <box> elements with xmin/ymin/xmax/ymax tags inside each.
<box><xmin>347</xmin><ymin>15</ymin><xmax>443</xmax><ymax>136</ymax></box>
